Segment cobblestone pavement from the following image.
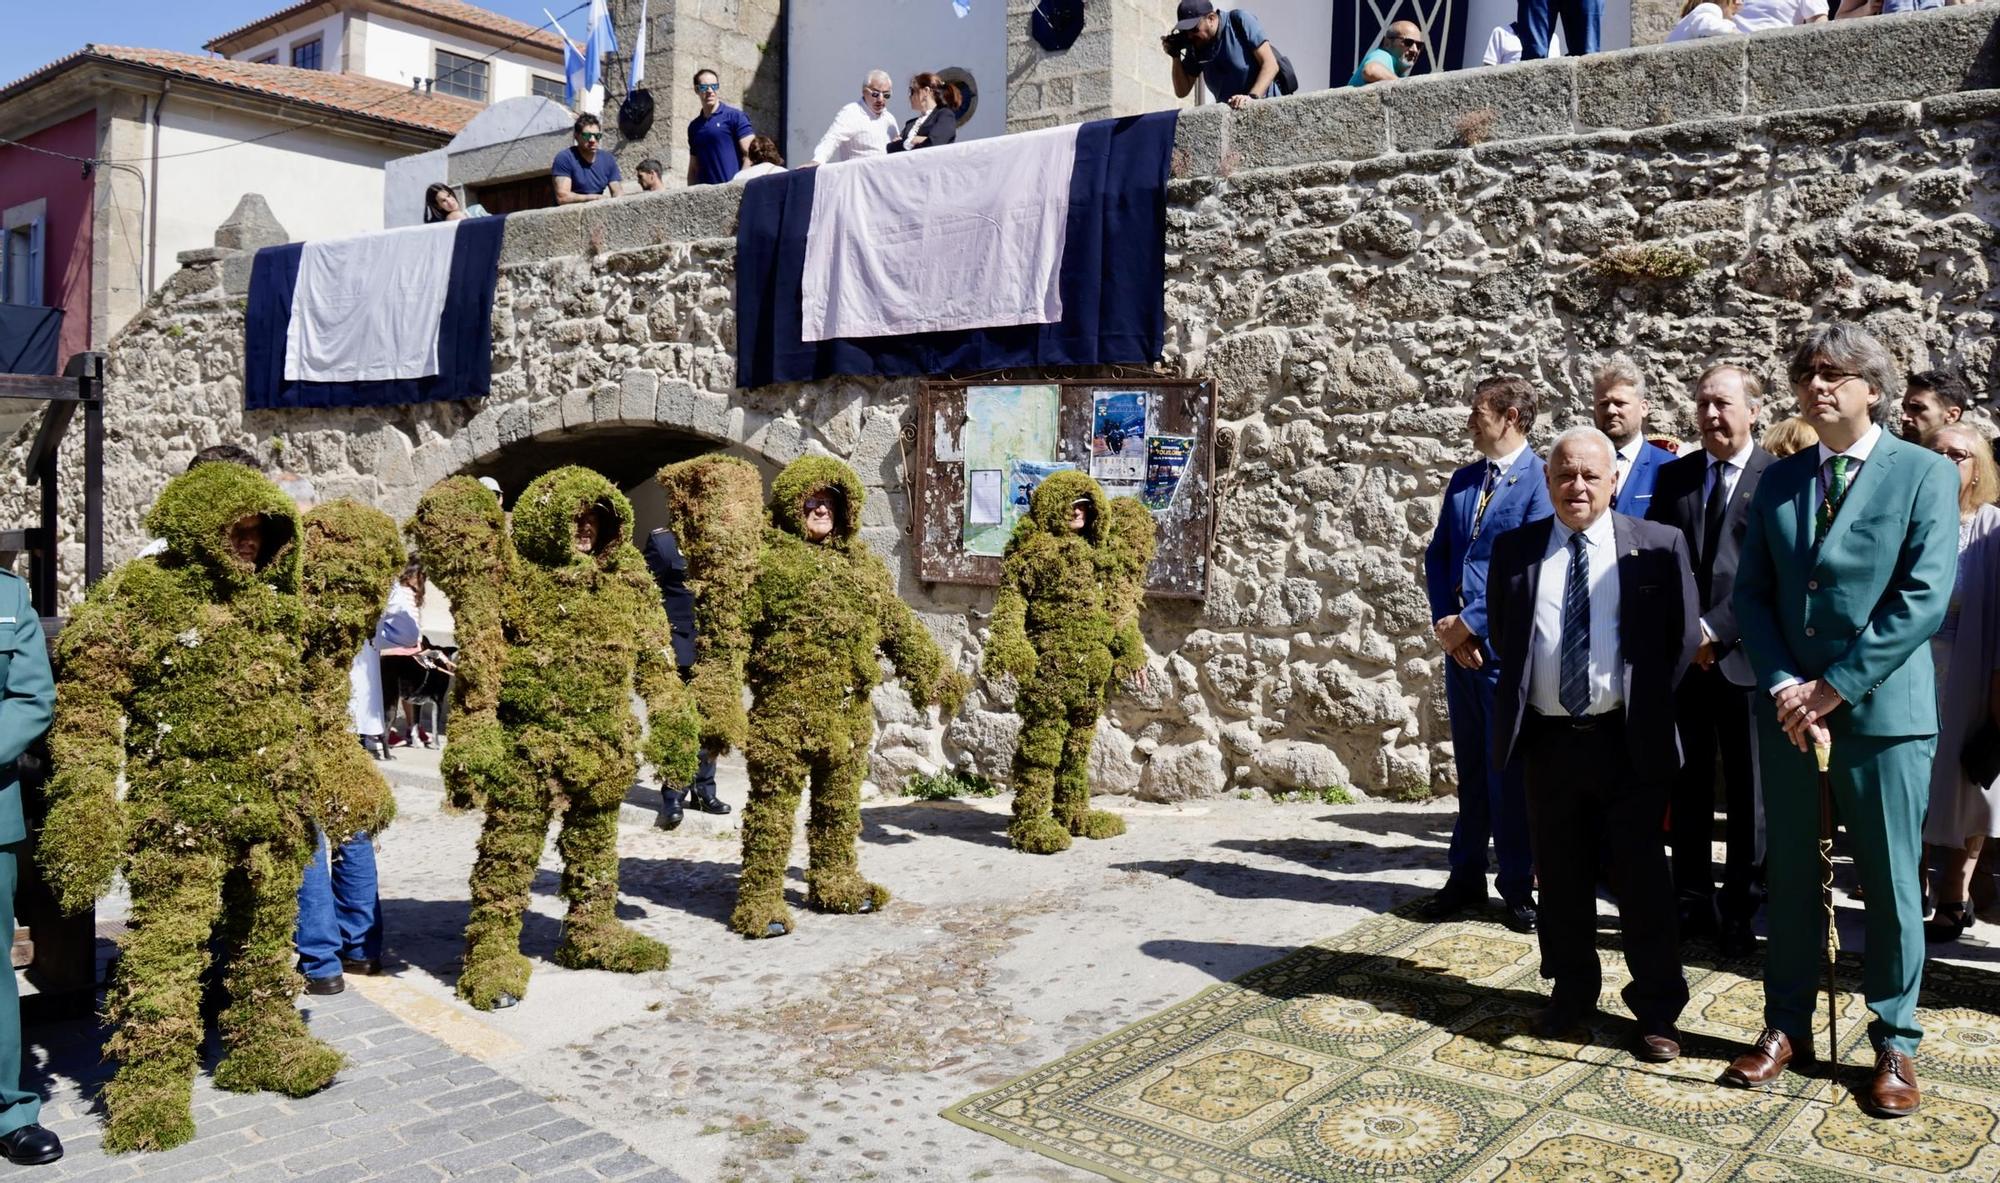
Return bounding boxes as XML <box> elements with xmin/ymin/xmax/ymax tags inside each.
<box><xmin>29</xmin><ymin>746</ymin><xmax>1993</xmax><ymax>1181</ymax></box>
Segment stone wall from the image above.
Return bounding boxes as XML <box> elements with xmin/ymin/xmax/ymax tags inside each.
<box><xmin>603</xmin><ymin>0</ymin><xmax>786</xmax><ymax>181</ymax></box>
<box><xmin>1006</xmin><ymin>0</ymin><xmax>1194</xmax><ymax>131</ymax></box>
<box><xmin>11</xmin><ymin>7</ymin><xmax>1999</xmax><ymax>801</ymax></box>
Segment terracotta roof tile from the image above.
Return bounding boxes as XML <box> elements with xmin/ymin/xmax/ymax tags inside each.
<box><xmin>2</xmin><ymin>46</ymin><xmax>481</xmax><ymax>137</ymax></box>
<box><xmin>206</xmin><ymin>0</ymin><xmax>564</xmax><ymax>56</ymax></box>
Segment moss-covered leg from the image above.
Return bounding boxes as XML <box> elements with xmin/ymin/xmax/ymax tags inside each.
<box><xmin>553</xmin><ymin>797</ymin><xmax>670</xmax><ymax>972</ymax></box>
<box><xmin>733</xmin><ymin>750</ymin><xmax>804</xmax><ymax>938</ymax></box>
<box><xmin>214</xmin><ymin>838</ymin><xmax>343</xmax><ymax>1096</ymax></box>
<box><xmin>805</xmin><ymin>732</ymin><xmax>888</xmax><ymax>915</ymax></box>
<box><xmin>1009</xmin><ymin>709</ymin><xmax>1072</xmax><ymax>854</ymax></box>
<box><xmin>457</xmin><ymin>792</ymin><xmax>553</xmax><ymax>1009</ymax></box>
<box><xmin>1056</xmin><ymin>710</ymin><xmax>1123</xmax><ymax>840</ymax></box>
<box><xmin>100</xmin><ymin>844</ymin><xmax>228</xmax><ymax>1153</ymax></box>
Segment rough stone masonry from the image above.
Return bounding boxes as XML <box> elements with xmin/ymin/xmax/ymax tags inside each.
<box><xmin>8</xmin><ymin>8</ymin><xmax>1998</xmax><ymax>803</ymax></box>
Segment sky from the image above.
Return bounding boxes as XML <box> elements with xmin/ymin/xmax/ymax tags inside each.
<box><xmin>1</xmin><ymin>0</ymin><xmax>576</xmax><ymax>87</ymax></box>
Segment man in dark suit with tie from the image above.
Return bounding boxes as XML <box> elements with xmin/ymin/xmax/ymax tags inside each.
<box><xmin>1421</xmin><ymin>376</ymin><xmax>1553</xmax><ymax>933</ymax></box>
<box><xmin>1646</xmin><ymin>363</ymin><xmax>1776</xmax><ymax>956</ymax></box>
<box><xmin>1594</xmin><ymin>359</ymin><xmax>1674</xmax><ymax>518</ymax></box>
<box><xmin>1487</xmin><ymin>426</ymin><xmax>1699</xmax><ymax>1060</ymax></box>
<box><xmin>1724</xmin><ymin>324</ymin><xmax>1958</xmax><ymax>1118</ymax></box>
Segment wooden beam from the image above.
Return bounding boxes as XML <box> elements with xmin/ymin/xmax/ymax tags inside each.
<box><xmin>0</xmin><ymin>375</ymin><xmax>82</xmax><ymax>403</ymax></box>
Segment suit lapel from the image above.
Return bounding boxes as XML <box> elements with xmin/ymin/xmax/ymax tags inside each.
<box><xmin>1817</xmin><ymin>436</ymin><xmax>1902</xmax><ymax>562</ymax></box>
<box><xmin>1611</xmin><ymin>514</ymin><xmax>1637</xmax><ymax>702</ymax></box>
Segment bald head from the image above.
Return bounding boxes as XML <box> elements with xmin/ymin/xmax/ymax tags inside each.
<box><xmin>1382</xmin><ymin>21</ymin><xmax>1425</xmax><ymax>70</ymax></box>
<box><xmin>1546</xmin><ymin>426</ymin><xmax>1617</xmax><ymax>532</ymax></box>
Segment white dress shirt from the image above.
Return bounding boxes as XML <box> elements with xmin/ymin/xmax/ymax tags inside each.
<box><xmin>1528</xmin><ymin>512</ymin><xmax>1624</xmax><ymax>716</ymax></box>
<box><xmin>1613</xmin><ymin>437</ymin><xmax>1645</xmax><ymax>496</ymax></box>
<box><xmin>1668</xmin><ymin>3</ymin><xmax>1744</xmax><ymax>41</ymax></box>
<box><xmin>1480</xmin><ymin>22</ymin><xmax>1565</xmax><ymax>64</ymax></box>
<box><xmin>811</xmin><ymin>101</ymin><xmax>902</xmax><ymax>164</ymax></box>
<box><xmin>1733</xmin><ymin>0</ymin><xmax>1828</xmax><ymax>32</ymax></box>
<box><xmin>1697</xmin><ymin>441</ymin><xmax>1755</xmax><ymax>643</ymax></box>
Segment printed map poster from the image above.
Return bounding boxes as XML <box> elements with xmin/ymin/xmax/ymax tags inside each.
<box><xmin>1090</xmin><ymin>391</ymin><xmax>1147</xmax><ymax>482</ymax></box>
<box><xmin>1144</xmin><ymin>435</ymin><xmax>1194</xmax><ymax>511</ymax></box>
<box><xmin>963</xmin><ymin>384</ymin><xmax>1061</xmax><ymax>556</ymax></box>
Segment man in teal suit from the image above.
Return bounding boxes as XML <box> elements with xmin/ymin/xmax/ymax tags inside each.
<box><xmin>0</xmin><ymin>569</ymin><xmax>60</xmax><ymax>1165</ymax></box>
<box><xmin>1725</xmin><ymin>323</ymin><xmax>1958</xmax><ymax>1118</ymax></box>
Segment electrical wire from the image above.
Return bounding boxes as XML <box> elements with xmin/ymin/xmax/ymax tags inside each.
<box><xmin>0</xmin><ymin>0</ymin><xmax>589</xmax><ymax>168</ymax></box>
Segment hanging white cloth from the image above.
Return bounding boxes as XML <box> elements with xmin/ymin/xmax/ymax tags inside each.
<box><xmin>347</xmin><ymin>582</ymin><xmax>423</xmax><ymax>736</ymax></box>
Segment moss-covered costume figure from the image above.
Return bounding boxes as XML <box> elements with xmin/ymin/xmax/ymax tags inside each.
<box><xmin>411</xmin><ymin>468</ymin><xmax>699</xmax><ymax>1010</ymax></box>
<box><xmin>38</xmin><ymin>466</ymin><xmax>398</xmax><ymax>1152</ymax></box>
<box><xmin>984</xmin><ymin>472</ymin><xmax>1157</xmax><ymax>854</ymax></box>
<box><xmin>658</xmin><ymin>455</ymin><xmax>963</xmax><ymax>939</ymax></box>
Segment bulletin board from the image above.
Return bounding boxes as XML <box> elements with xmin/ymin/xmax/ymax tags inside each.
<box><xmin>910</xmin><ymin>378</ymin><xmax>1217</xmax><ymax>599</ymax></box>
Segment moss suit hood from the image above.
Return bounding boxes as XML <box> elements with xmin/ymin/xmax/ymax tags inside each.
<box><xmin>1025</xmin><ymin>469</ymin><xmax>1107</xmax><ymax>546</ymax></box>
<box><xmin>769</xmin><ymin>456</ymin><xmax>865</xmax><ymax>546</ymax></box>
<box><xmin>144</xmin><ymin>463</ymin><xmax>301</xmax><ymax>594</ymax></box>
<box><xmin>513</xmin><ymin>467</ymin><xmax>633</xmax><ymax>569</ymax></box>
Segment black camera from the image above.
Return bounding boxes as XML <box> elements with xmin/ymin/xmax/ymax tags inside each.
<box><xmin>1161</xmin><ymin>28</ymin><xmax>1192</xmax><ymax>57</ymax></box>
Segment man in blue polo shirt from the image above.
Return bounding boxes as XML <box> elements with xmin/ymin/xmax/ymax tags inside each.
<box><xmin>552</xmin><ymin>113</ymin><xmax>623</xmax><ymax>204</ymax></box>
<box><xmin>687</xmin><ymin>69</ymin><xmax>754</xmax><ymax>186</ymax></box>
<box><xmin>1164</xmin><ymin>0</ymin><xmax>1280</xmax><ymax>110</ymax></box>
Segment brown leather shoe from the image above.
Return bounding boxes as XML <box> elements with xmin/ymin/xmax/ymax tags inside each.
<box><xmin>1722</xmin><ymin>1027</ymin><xmax>1805</xmax><ymax>1087</ymax></box>
<box><xmin>1635</xmin><ymin>1026</ymin><xmax>1681</xmax><ymax>1063</ymax></box>
<box><xmin>1864</xmin><ymin>1049</ymin><xmax>1920</xmax><ymax>1117</ymax></box>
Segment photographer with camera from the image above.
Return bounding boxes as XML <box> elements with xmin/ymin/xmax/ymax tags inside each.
<box><xmin>1164</xmin><ymin>0</ymin><xmax>1287</xmax><ymax>110</ymax></box>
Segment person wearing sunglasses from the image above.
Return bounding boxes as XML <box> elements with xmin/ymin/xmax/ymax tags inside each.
<box><xmin>552</xmin><ymin>113</ymin><xmax>624</xmax><ymax>205</ymax></box>
<box><xmin>888</xmin><ymin>72</ymin><xmax>959</xmax><ymax>152</ymax></box>
<box><xmin>809</xmin><ymin>69</ymin><xmax>902</xmax><ymax>165</ymax></box>
<box><xmin>1350</xmin><ymin>20</ymin><xmax>1424</xmax><ymax>86</ymax></box>
<box><xmin>686</xmin><ymin>68</ymin><xmax>755</xmax><ymax>185</ymax></box>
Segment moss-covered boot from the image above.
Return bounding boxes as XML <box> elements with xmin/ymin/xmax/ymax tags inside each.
<box><xmin>457</xmin><ymin>948</ymin><xmax>534</xmax><ymax>1010</ymax></box>
<box><xmin>805</xmin><ymin>869</ymin><xmax>889</xmax><ymax>914</ymax></box>
<box><xmin>730</xmin><ymin>893</ymin><xmax>794</xmax><ymax>939</ymax></box>
<box><xmin>214</xmin><ymin>1031</ymin><xmax>343</xmax><ymax>1096</ymax></box>
<box><xmin>101</xmin><ymin>1070</ymin><xmax>197</xmax><ymax>1154</ymax></box>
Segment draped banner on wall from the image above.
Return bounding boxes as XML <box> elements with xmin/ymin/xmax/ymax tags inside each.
<box><xmin>1334</xmin><ymin>0</ymin><xmax>1473</xmax><ymax>81</ymax></box>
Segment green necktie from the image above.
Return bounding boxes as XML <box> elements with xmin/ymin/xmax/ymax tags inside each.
<box><xmin>1817</xmin><ymin>454</ymin><xmax>1850</xmax><ymax>540</ymax></box>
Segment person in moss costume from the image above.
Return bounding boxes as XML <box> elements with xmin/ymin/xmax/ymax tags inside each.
<box><xmin>658</xmin><ymin>455</ymin><xmax>964</xmax><ymax>938</ymax></box>
<box><xmin>410</xmin><ymin>468</ymin><xmax>699</xmax><ymax>1009</ymax></box>
<box><xmin>36</xmin><ymin>465</ymin><xmax>398</xmax><ymax>1152</ymax></box>
<box><xmin>984</xmin><ymin>472</ymin><xmax>1157</xmax><ymax>854</ymax></box>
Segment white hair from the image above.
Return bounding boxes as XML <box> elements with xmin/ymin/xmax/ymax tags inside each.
<box><xmin>865</xmin><ymin>69</ymin><xmax>892</xmax><ymax>88</ymax></box>
<box><xmin>1549</xmin><ymin>425</ymin><xmax>1617</xmax><ymax>468</ymax></box>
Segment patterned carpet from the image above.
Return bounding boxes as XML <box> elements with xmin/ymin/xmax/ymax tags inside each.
<box><xmin>944</xmin><ymin>907</ymin><xmax>2000</xmax><ymax>1183</ymax></box>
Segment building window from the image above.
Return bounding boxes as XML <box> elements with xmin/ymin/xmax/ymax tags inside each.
<box><xmin>434</xmin><ymin>49</ymin><xmax>488</xmax><ymax>102</ymax></box>
<box><xmin>2</xmin><ymin>218</ymin><xmax>45</xmax><ymax>306</ymax></box>
<box><xmin>253</xmin><ymin>53</ymin><xmax>278</xmax><ymax>65</ymax></box>
<box><xmin>291</xmin><ymin>38</ymin><xmax>322</xmax><ymax>71</ymax></box>
<box><xmin>530</xmin><ymin>74</ymin><xmax>564</xmax><ymax>102</ymax></box>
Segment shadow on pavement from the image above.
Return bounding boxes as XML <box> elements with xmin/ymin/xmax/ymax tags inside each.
<box><xmin>1113</xmin><ymin>857</ymin><xmax>1422</xmax><ymax>914</ymax></box>
<box><xmin>862</xmin><ymin>801</ymin><xmax>1013</xmax><ymax>850</ymax></box>
<box><xmin>1213</xmin><ymin>835</ymin><xmax>1441</xmax><ymax>875</ymax></box>
<box><xmin>1315</xmin><ymin>808</ymin><xmax>1456</xmax><ymax>841</ymax></box>
<box><xmin>613</xmin><ymin>856</ymin><xmax>748</xmax><ymax>927</ymax></box>
<box><xmin>1138</xmin><ymin>938</ymin><xmax>1299</xmax><ymax>981</ymax></box>
<box><xmin>379</xmin><ymin>896</ymin><xmax>566</xmax><ymax>982</ymax></box>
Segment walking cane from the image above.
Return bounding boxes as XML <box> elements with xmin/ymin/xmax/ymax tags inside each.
<box><xmin>1815</xmin><ymin>736</ymin><xmax>1842</xmax><ymax>1100</ymax></box>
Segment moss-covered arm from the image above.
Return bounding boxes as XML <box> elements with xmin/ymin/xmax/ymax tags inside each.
<box><xmin>409</xmin><ymin>478</ymin><xmax>510</xmax><ymax>810</ymax></box>
<box><xmin>39</xmin><ymin>580</ymin><xmax>133</xmax><ymax>914</ymax></box>
<box><xmin>629</xmin><ymin>567</ymin><xmax>701</xmax><ymax>788</ymax></box>
<box><xmin>983</xmin><ymin>561</ymin><xmax>1038</xmax><ymax>684</ymax></box>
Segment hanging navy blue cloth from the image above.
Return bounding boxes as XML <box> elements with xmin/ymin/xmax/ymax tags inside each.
<box><xmin>734</xmin><ymin>110</ymin><xmax>1178</xmax><ymax>388</ymax></box>
<box><xmin>244</xmin><ymin>214</ymin><xmax>506</xmax><ymax>410</ymax></box>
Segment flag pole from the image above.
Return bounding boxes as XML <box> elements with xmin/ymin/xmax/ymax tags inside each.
<box><xmin>1815</xmin><ymin>735</ymin><xmax>1842</xmax><ymax>1101</ymax></box>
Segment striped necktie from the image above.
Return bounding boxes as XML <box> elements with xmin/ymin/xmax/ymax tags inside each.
<box><xmin>1559</xmin><ymin>533</ymin><xmax>1592</xmax><ymax>717</ymax></box>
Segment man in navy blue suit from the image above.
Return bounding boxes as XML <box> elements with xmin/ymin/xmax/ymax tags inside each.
<box><xmin>1594</xmin><ymin>359</ymin><xmax>1674</xmax><ymax>518</ymax></box>
<box><xmin>1422</xmin><ymin>375</ymin><xmax>1553</xmax><ymax>933</ymax></box>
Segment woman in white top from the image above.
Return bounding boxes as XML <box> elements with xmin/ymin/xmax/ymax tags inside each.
<box><xmin>1667</xmin><ymin>0</ymin><xmax>1746</xmax><ymax>41</ymax></box>
<box><xmin>348</xmin><ymin>561</ymin><xmax>424</xmax><ymax>759</ymax></box>
<box><xmin>736</xmin><ymin>135</ymin><xmax>787</xmax><ymax>181</ymax></box>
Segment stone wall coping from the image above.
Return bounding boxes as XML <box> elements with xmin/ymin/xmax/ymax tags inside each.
<box><xmin>190</xmin><ymin>3</ymin><xmax>1998</xmax><ymax>298</ymax></box>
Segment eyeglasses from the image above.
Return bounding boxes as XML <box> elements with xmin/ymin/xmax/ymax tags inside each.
<box><xmin>695</xmin><ymin>82</ymin><xmax>719</xmax><ymax>93</ymax></box>
<box><xmin>864</xmin><ymin>88</ymin><xmax>891</xmax><ymax>100</ymax></box>
<box><xmin>577</xmin><ymin>131</ymin><xmax>602</xmax><ymax>141</ymax></box>
<box><xmin>1940</xmin><ymin>448</ymin><xmax>1980</xmax><ymax>465</ymax></box>
<box><xmin>1393</xmin><ymin>36</ymin><xmax>1424</xmax><ymax>49</ymax></box>
<box><xmin>1801</xmin><ymin>366</ymin><xmax>1860</xmax><ymax>387</ymax></box>
<box><xmin>802</xmin><ymin>497</ymin><xmax>835</xmax><ymax>511</ymax></box>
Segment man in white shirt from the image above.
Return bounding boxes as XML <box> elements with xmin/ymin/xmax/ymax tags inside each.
<box><xmin>1732</xmin><ymin>0</ymin><xmax>1827</xmax><ymax>32</ymax></box>
<box><xmin>811</xmin><ymin>70</ymin><xmax>902</xmax><ymax>165</ymax></box>
<box><xmin>1480</xmin><ymin>20</ymin><xmax>1564</xmax><ymax>65</ymax></box>
<box><xmin>1486</xmin><ymin>426</ymin><xmax>1699</xmax><ymax>1061</ymax></box>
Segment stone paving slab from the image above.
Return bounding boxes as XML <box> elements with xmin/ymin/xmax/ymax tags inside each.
<box><xmin>22</xmin><ymin>972</ymin><xmax>690</xmax><ymax>1182</ymax></box>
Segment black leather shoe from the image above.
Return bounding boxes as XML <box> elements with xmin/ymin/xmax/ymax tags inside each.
<box><xmin>1680</xmin><ymin>897</ymin><xmax>1720</xmax><ymax>941</ymax></box>
<box><xmin>0</xmin><ymin>1124</ymin><xmax>62</xmax><ymax>1166</ymax></box>
<box><xmin>688</xmin><ymin>787</ymin><xmax>732</xmax><ymax>816</ymax></box>
<box><xmin>1501</xmin><ymin>898</ymin><xmax>1538</xmax><ymax>934</ymax></box>
<box><xmin>341</xmin><ymin>957</ymin><xmax>382</xmax><ymax>976</ymax></box>
<box><xmin>1531</xmin><ymin>1003</ymin><xmax>1586</xmax><ymax>1040</ymax></box>
<box><xmin>1416</xmin><ymin>878</ymin><xmax>1488</xmax><ymax>922</ymax></box>
<box><xmin>303</xmin><ymin>973</ymin><xmax>346</xmax><ymax>996</ymax></box>
<box><xmin>657</xmin><ymin>789</ymin><xmax>685</xmax><ymax>831</ymax></box>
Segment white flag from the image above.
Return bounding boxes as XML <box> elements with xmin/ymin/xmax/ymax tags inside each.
<box><xmin>629</xmin><ymin>0</ymin><xmax>648</xmax><ymax>89</ymax></box>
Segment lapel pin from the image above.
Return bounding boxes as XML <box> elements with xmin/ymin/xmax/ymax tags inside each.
<box><xmin>1629</xmin><ymin>549</ymin><xmax>1638</xmax><ymax>557</ymax></box>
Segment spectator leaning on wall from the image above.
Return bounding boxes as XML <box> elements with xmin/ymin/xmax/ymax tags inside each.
<box><xmin>1668</xmin><ymin>0</ymin><xmax>1747</xmax><ymax>40</ymax></box>
<box><xmin>1164</xmin><ymin>0</ymin><xmax>1283</xmax><ymax>109</ymax></box>
<box><xmin>686</xmin><ymin>68</ymin><xmax>754</xmax><ymax>185</ymax></box>
<box><xmin>811</xmin><ymin>70</ymin><xmax>903</xmax><ymax>164</ymax></box>
<box><xmin>1481</xmin><ymin>19</ymin><xmax>1565</xmax><ymax>64</ymax></box>
<box><xmin>552</xmin><ymin>113</ymin><xmax>623</xmax><ymax>204</ymax></box>
<box><xmin>1731</xmin><ymin>0</ymin><xmax>1827</xmax><ymax>30</ymax></box>
<box><xmin>1350</xmin><ymin>20</ymin><xmax>1425</xmax><ymax>85</ymax></box>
